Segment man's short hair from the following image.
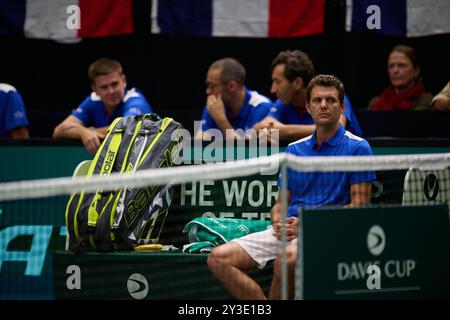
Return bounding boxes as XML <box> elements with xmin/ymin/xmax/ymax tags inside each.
<box><xmin>88</xmin><ymin>58</ymin><xmax>123</xmax><ymax>83</ymax></box>
<box><xmin>210</xmin><ymin>58</ymin><xmax>246</xmax><ymax>85</ymax></box>
<box><xmin>306</xmin><ymin>74</ymin><xmax>345</xmax><ymax>104</ymax></box>
<box><xmin>271</xmin><ymin>50</ymin><xmax>315</xmax><ymax>87</ymax></box>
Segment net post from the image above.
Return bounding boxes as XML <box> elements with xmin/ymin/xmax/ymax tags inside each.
<box><xmin>296</xmin><ymin>208</ymin><xmax>304</xmax><ymax>300</ymax></box>
<box><xmin>280</xmin><ymin>163</ymin><xmax>288</xmax><ymax>300</ymax></box>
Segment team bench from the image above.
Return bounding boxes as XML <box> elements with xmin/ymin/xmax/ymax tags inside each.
<box><xmin>52</xmin><ymin>250</ymin><xmax>273</xmax><ymax>299</ymax></box>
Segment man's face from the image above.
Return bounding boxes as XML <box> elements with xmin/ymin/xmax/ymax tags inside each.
<box><xmin>205</xmin><ymin>67</ymin><xmax>232</xmax><ymax>104</ymax></box>
<box><xmin>306</xmin><ymin>85</ymin><xmax>344</xmax><ymax>128</ymax></box>
<box><xmin>92</xmin><ymin>71</ymin><xmax>127</xmax><ymax>110</ymax></box>
<box><xmin>388</xmin><ymin>51</ymin><xmax>419</xmax><ymax>91</ymax></box>
<box><xmin>271</xmin><ymin>64</ymin><xmax>297</xmax><ymax>104</ymax></box>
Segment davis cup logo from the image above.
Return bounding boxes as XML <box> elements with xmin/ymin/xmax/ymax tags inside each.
<box><xmin>367</xmin><ymin>225</ymin><xmax>385</xmax><ymax>256</ymax></box>
<box><xmin>127</xmin><ymin>273</ymin><xmax>149</xmax><ymax>299</ymax></box>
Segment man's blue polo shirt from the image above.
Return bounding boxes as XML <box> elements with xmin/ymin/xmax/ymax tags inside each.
<box><xmin>268</xmin><ymin>95</ymin><xmax>363</xmax><ymax>137</ymax></box>
<box><xmin>280</xmin><ymin>124</ymin><xmax>375</xmax><ymax>217</ymax></box>
<box><xmin>72</xmin><ymin>87</ymin><xmax>153</xmax><ymax>127</ymax></box>
<box><xmin>0</xmin><ymin>84</ymin><xmax>29</xmax><ymax>138</ymax></box>
<box><xmin>201</xmin><ymin>89</ymin><xmax>272</xmax><ymax>133</ymax></box>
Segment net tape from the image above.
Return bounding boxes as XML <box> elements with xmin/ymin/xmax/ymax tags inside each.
<box><xmin>0</xmin><ymin>152</ymin><xmax>449</xmax><ymax>201</ymax></box>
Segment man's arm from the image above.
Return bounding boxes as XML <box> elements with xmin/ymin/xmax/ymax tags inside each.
<box><xmin>254</xmin><ymin>116</ymin><xmax>315</xmax><ymax>140</ymax></box>
<box><xmin>255</xmin><ymin>115</ymin><xmax>348</xmax><ymax>141</ymax></box>
<box><xmin>346</xmin><ymin>182</ymin><xmax>372</xmax><ymax>207</ymax></box>
<box><xmin>194</xmin><ymin>129</ymin><xmax>204</xmax><ymax>140</ymax></box>
<box><xmin>53</xmin><ymin>115</ymin><xmax>84</xmax><ymax>139</ymax></box>
<box><xmin>8</xmin><ymin>126</ymin><xmax>29</xmax><ymax>139</ymax></box>
<box><xmin>275</xmin><ymin>124</ymin><xmax>315</xmax><ymax>140</ymax></box>
<box><xmin>431</xmin><ymin>94</ymin><xmax>450</xmax><ymax>111</ymax></box>
<box><xmin>253</xmin><ymin>116</ymin><xmax>277</xmax><ymax>132</ymax></box>
<box><xmin>53</xmin><ymin>115</ymin><xmax>106</xmax><ymax>155</ymax></box>
<box><xmin>280</xmin><ymin>114</ymin><xmax>348</xmax><ymax>140</ymax></box>
<box><xmin>196</xmin><ymin>125</ymin><xmax>242</xmax><ymax>140</ymax></box>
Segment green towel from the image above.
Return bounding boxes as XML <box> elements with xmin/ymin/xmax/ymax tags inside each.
<box><xmin>182</xmin><ymin>241</ymin><xmax>215</xmax><ymax>253</ymax></box>
<box><xmin>182</xmin><ymin>217</ymin><xmax>271</xmax><ymax>253</ymax></box>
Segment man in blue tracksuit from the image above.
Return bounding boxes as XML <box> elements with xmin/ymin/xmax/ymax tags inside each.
<box><xmin>53</xmin><ymin>58</ymin><xmax>153</xmax><ymax>154</ymax></box>
<box><xmin>195</xmin><ymin>58</ymin><xmax>272</xmax><ymax>140</ymax></box>
<box><xmin>254</xmin><ymin>50</ymin><xmax>363</xmax><ymax>140</ymax></box>
<box><xmin>208</xmin><ymin>75</ymin><xmax>375</xmax><ymax>300</ymax></box>
<box><xmin>0</xmin><ymin>83</ymin><xmax>29</xmax><ymax>139</ymax></box>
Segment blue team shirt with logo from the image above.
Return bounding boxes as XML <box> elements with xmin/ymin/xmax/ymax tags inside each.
<box><xmin>280</xmin><ymin>124</ymin><xmax>375</xmax><ymax>217</ymax></box>
<box><xmin>268</xmin><ymin>95</ymin><xmax>363</xmax><ymax>137</ymax></box>
<box><xmin>200</xmin><ymin>89</ymin><xmax>272</xmax><ymax>133</ymax></box>
<box><xmin>72</xmin><ymin>87</ymin><xmax>153</xmax><ymax>127</ymax></box>
<box><xmin>0</xmin><ymin>84</ymin><xmax>29</xmax><ymax>138</ymax></box>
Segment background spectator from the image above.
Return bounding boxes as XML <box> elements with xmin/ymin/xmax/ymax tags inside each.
<box><xmin>0</xmin><ymin>83</ymin><xmax>29</xmax><ymax>139</ymax></box>
<box><xmin>53</xmin><ymin>58</ymin><xmax>153</xmax><ymax>155</ymax></box>
<box><xmin>195</xmin><ymin>57</ymin><xmax>272</xmax><ymax>140</ymax></box>
<box><xmin>254</xmin><ymin>50</ymin><xmax>363</xmax><ymax>140</ymax></box>
<box><xmin>368</xmin><ymin>45</ymin><xmax>432</xmax><ymax>111</ymax></box>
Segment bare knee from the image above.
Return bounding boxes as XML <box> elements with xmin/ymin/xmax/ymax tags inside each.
<box><xmin>208</xmin><ymin>246</ymin><xmax>227</xmax><ymax>269</ymax></box>
<box><xmin>286</xmin><ymin>244</ymin><xmax>297</xmax><ymax>267</ymax></box>
<box><xmin>207</xmin><ymin>244</ymin><xmax>238</xmax><ymax>274</ymax></box>
<box><xmin>208</xmin><ymin>243</ymin><xmax>257</xmax><ymax>274</ymax></box>
<box><xmin>273</xmin><ymin>244</ymin><xmax>298</xmax><ymax>274</ymax></box>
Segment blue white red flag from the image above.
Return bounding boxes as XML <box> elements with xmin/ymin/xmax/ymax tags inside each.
<box><xmin>151</xmin><ymin>0</ymin><xmax>325</xmax><ymax>38</ymax></box>
<box><xmin>346</xmin><ymin>0</ymin><xmax>450</xmax><ymax>37</ymax></box>
<box><xmin>0</xmin><ymin>0</ymin><xmax>133</xmax><ymax>42</ymax></box>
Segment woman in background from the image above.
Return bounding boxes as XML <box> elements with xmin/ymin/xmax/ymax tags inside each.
<box><xmin>368</xmin><ymin>45</ymin><xmax>432</xmax><ymax>111</ymax></box>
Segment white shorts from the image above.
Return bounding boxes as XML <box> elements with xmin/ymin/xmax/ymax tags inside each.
<box><xmin>231</xmin><ymin>227</ymin><xmax>297</xmax><ymax>269</ymax></box>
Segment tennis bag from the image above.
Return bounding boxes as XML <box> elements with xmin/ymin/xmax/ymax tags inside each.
<box><xmin>66</xmin><ymin>113</ymin><xmax>183</xmax><ymax>252</ymax></box>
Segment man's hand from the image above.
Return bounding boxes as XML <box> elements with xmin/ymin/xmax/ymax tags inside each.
<box><xmin>270</xmin><ymin>195</ymin><xmax>297</xmax><ymax>241</ymax></box>
<box><xmin>344</xmin><ymin>182</ymin><xmax>372</xmax><ymax>208</ymax></box>
<box><xmin>272</xmin><ymin>217</ymin><xmax>298</xmax><ymax>241</ymax></box>
<box><xmin>207</xmin><ymin>94</ymin><xmax>227</xmax><ymax>122</ymax></box>
<box><xmin>53</xmin><ymin>115</ymin><xmax>107</xmax><ymax>155</ymax></box>
<box><xmin>253</xmin><ymin>117</ymin><xmax>283</xmax><ymax>143</ymax></box>
<box><xmin>80</xmin><ymin>127</ymin><xmax>105</xmax><ymax>155</ymax></box>
<box><xmin>254</xmin><ymin>117</ymin><xmax>280</xmax><ymax>132</ymax></box>
<box><xmin>265</xmin><ymin>119</ymin><xmax>286</xmax><ymax>134</ymax></box>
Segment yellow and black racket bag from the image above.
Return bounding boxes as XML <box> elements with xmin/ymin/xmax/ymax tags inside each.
<box><xmin>66</xmin><ymin>113</ymin><xmax>183</xmax><ymax>252</ymax></box>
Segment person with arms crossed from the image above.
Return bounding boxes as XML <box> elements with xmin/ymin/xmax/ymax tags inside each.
<box><xmin>253</xmin><ymin>50</ymin><xmax>363</xmax><ymax>141</ymax></box>
<box><xmin>0</xmin><ymin>83</ymin><xmax>29</xmax><ymax>139</ymax></box>
<box><xmin>53</xmin><ymin>58</ymin><xmax>153</xmax><ymax>154</ymax></box>
<box><xmin>195</xmin><ymin>58</ymin><xmax>272</xmax><ymax>140</ymax></box>
<box><xmin>208</xmin><ymin>74</ymin><xmax>375</xmax><ymax>299</ymax></box>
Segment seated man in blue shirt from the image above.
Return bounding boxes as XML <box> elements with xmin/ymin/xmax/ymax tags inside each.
<box><xmin>208</xmin><ymin>74</ymin><xmax>375</xmax><ymax>300</ymax></box>
<box><xmin>253</xmin><ymin>50</ymin><xmax>363</xmax><ymax>140</ymax></box>
<box><xmin>195</xmin><ymin>58</ymin><xmax>272</xmax><ymax>140</ymax></box>
<box><xmin>53</xmin><ymin>58</ymin><xmax>153</xmax><ymax>154</ymax></box>
<box><xmin>0</xmin><ymin>83</ymin><xmax>29</xmax><ymax>139</ymax></box>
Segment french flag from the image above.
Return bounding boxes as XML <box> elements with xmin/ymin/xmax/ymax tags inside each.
<box><xmin>346</xmin><ymin>0</ymin><xmax>450</xmax><ymax>37</ymax></box>
<box><xmin>0</xmin><ymin>0</ymin><xmax>133</xmax><ymax>42</ymax></box>
<box><xmin>151</xmin><ymin>0</ymin><xmax>325</xmax><ymax>38</ymax></box>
